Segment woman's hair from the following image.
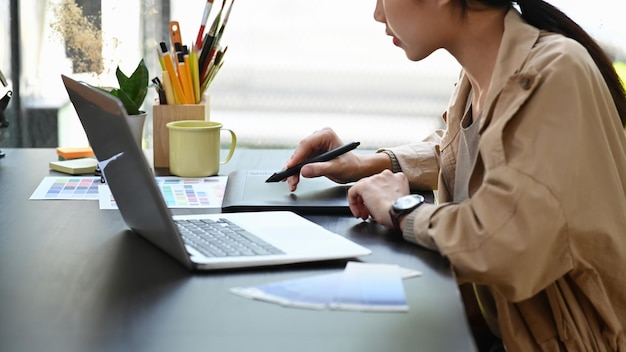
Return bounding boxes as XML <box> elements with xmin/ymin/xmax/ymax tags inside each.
<box><xmin>459</xmin><ymin>0</ymin><xmax>626</xmax><ymax>127</ymax></box>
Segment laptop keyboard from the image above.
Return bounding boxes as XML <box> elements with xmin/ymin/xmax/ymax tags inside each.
<box><xmin>175</xmin><ymin>218</ymin><xmax>284</xmax><ymax>258</ymax></box>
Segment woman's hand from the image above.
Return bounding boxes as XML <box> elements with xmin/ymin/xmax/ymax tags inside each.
<box><xmin>348</xmin><ymin>170</ymin><xmax>410</xmax><ymax>227</ymax></box>
<box><xmin>285</xmin><ymin>127</ymin><xmax>363</xmax><ymax>191</ymax></box>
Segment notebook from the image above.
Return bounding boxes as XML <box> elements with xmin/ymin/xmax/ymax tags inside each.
<box><xmin>222</xmin><ymin>170</ymin><xmax>352</xmax><ymax>215</ymax></box>
<box><xmin>61</xmin><ymin>74</ymin><xmax>371</xmax><ymax>271</ymax></box>
<box><xmin>49</xmin><ymin>157</ymin><xmax>98</xmax><ymax>175</ymax></box>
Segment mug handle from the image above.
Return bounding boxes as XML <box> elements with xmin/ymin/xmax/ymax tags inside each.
<box><xmin>220</xmin><ymin>128</ymin><xmax>237</xmax><ymax>164</ymax></box>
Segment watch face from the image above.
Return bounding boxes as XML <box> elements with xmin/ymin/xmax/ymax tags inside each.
<box><xmin>394</xmin><ymin>194</ymin><xmax>425</xmax><ymax>211</ymax></box>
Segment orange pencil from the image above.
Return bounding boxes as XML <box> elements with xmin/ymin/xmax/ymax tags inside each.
<box><xmin>177</xmin><ymin>52</ymin><xmax>195</xmax><ymax>104</ymax></box>
<box><xmin>159</xmin><ymin>42</ymin><xmax>187</xmax><ymax>104</ymax></box>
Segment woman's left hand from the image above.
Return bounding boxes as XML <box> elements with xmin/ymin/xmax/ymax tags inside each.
<box><xmin>348</xmin><ymin>169</ymin><xmax>410</xmax><ymax>227</ymax></box>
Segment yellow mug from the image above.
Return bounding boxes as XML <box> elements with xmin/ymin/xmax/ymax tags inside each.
<box><xmin>166</xmin><ymin>120</ymin><xmax>237</xmax><ymax>177</ymax></box>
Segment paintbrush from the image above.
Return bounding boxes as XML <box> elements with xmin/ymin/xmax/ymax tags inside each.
<box><xmin>198</xmin><ymin>0</ymin><xmax>225</xmax><ymax>78</ymax></box>
<box><xmin>194</xmin><ymin>0</ymin><xmax>215</xmax><ymax>51</ymax></box>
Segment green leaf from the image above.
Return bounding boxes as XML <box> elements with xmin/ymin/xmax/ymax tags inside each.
<box><xmin>110</xmin><ymin>88</ymin><xmax>141</xmax><ymax>115</ymax></box>
<box><xmin>114</xmin><ymin>59</ymin><xmax>149</xmax><ymax>115</ymax></box>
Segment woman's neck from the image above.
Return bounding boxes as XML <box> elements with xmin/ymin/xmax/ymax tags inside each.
<box><xmin>447</xmin><ymin>7</ymin><xmax>508</xmax><ymax>114</ymax></box>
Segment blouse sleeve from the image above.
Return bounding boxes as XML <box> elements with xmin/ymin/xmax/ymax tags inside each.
<box><xmin>377</xmin><ymin>130</ymin><xmax>443</xmax><ymax>190</ymax></box>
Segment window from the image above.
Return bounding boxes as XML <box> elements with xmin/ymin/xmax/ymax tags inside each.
<box><xmin>169</xmin><ymin>0</ymin><xmax>461</xmax><ymax>148</ymax></box>
<box><xmin>0</xmin><ymin>0</ymin><xmax>10</xmax><ymax>80</ymax></box>
<box><xmin>2</xmin><ymin>0</ymin><xmax>624</xmax><ymax>150</ymax></box>
<box><xmin>1</xmin><ymin>0</ymin><xmax>13</xmax><ymax>152</ymax></box>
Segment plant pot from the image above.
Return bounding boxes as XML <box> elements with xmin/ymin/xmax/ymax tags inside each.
<box><xmin>124</xmin><ymin>111</ymin><xmax>147</xmax><ymax>148</ymax></box>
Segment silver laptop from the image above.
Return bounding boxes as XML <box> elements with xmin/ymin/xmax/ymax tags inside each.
<box><xmin>61</xmin><ymin>74</ymin><xmax>371</xmax><ymax>271</ymax></box>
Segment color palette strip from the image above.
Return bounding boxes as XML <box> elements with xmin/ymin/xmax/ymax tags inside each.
<box><xmin>98</xmin><ymin>176</ymin><xmax>227</xmax><ymax>209</ymax></box>
<box><xmin>30</xmin><ymin>177</ymin><xmax>102</xmax><ymax>200</ymax></box>
<box><xmin>161</xmin><ymin>184</ymin><xmax>213</xmax><ymax>207</ymax></box>
<box><xmin>31</xmin><ymin>176</ymin><xmax>226</xmax><ymax>209</ymax></box>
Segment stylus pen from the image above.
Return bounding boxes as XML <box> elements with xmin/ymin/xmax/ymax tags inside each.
<box><xmin>265</xmin><ymin>141</ymin><xmax>360</xmax><ymax>182</ymax></box>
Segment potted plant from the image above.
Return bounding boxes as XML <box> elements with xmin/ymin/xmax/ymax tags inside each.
<box><xmin>102</xmin><ymin>59</ymin><xmax>149</xmax><ymax>115</ymax></box>
<box><xmin>98</xmin><ymin>59</ymin><xmax>150</xmax><ymax>146</ymax></box>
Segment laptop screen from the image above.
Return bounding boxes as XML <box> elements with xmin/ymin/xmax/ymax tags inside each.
<box><xmin>62</xmin><ymin>74</ymin><xmax>193</xmax><ymax>268</ymax></box>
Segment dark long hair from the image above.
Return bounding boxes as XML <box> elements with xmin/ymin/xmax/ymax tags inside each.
<box><xmin>460</xmin><ymin>0</ymin><xmax>626</xmax><ymax>127</ymax></box>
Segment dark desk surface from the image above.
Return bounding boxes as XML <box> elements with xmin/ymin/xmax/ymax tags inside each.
<box><xmin>0</xmin><ymin>148</ymin><xmax>475</xmax><ymax>352</ymax></box>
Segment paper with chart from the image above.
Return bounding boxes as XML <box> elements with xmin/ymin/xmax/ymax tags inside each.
<box><xmin>99</xmin><ymin>176</ymin><xmax>227</xmax><ymax>209</ymax></box>
<box><xmin>30</xmin><ymin>176</ymin><xmax>102</xmax><ymax>200</ymax></box>
<box><xmin>31</xmin><ymin>176</ymin><xmax>227</xmax><ymax>209</ymax></box>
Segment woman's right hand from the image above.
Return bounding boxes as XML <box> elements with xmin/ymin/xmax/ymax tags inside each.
<box><xmin>285</xmin><ymin>127</ymin><xmax>364</xmax><ymax>191</ymax></box>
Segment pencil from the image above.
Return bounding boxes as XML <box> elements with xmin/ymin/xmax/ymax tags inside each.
<box><xmin>189</xmin><ymin>48</ymin><xmax>201</xmax><ymax>103</ymax></box>
<box><xmin>159</xmin><ymin>42</ymin><xmax>187</xmax><ymax>104</ymax></box>
<box><xmin>161</xmin><ymin>71</ymin><xmax>176</xmax><ymax>105</ymax></box>
<box><xmin>157</xmin><ymin>48</ymin><xmax>165</xmax><ymax>71</ymax></box>
<box><xmin>177</xmin><ymin>52</ymin><xmax>195</xmax><ymax>104</ymax></box>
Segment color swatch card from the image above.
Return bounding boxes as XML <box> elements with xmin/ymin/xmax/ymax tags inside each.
<box><xmin>99</xmin><ymin>176</ymin><xmax>227</xmax><ymax>209</ymax></box>
<box><xmin>230</xmin><ymin>262</ymin><xmax>421</xmax><ymax>312</ymax></box>
<box><xmin>30</xmin><ymin>177</ymin><xmax>102</xmax><ymax>200</ymax></box>
<box><xmin>330</xmin><ymin>261</ymin><xmax>411</xmax><ymax>312</ymax></box>
<box><xmin>231</xmin><ymin>272</ymin><xmax>345</xmax><ymax>310</ymax></box>
<box><xmin>31</xmin><ymin>176</ymin><xmax>227</xmax><ymax>210</ymax></box>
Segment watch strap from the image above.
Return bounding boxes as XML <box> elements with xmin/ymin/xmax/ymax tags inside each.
<box><xmin>389</xmin><ymin>194</ymin><xmax>425</xmax><ymax>230</ymax></box>
<box><xmin>389</xmin><ymin>207</ymin><xmax>403</xmax><ymax>230</ymax></box>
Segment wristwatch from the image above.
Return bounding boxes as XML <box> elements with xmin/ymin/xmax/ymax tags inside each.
<box><xmin>389</xmin><ymin>194</ymin><xmax>425</xmax><ymax>230</ymax></box>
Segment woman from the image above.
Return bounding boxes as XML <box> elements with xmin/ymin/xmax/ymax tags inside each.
<box><xmin>284</xmin><ymin>0</ymin><xmax>626</xmax><ymax>350</ymax></box>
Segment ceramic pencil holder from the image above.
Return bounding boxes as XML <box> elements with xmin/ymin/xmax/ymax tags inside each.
<box><xmin>152</xmin><ymin>96</ymin><xmax>210</xmax><ymax>168</ymax></box>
